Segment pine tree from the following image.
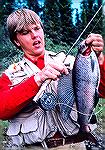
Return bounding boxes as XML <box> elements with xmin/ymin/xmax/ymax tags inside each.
<box><xmin>86</xmin><ymin>0</ymin><xmax>102</xmax><ymax>35</ymax></box>
<box><xmin>27</xmin><ymin>0</ymin><xmax>41</xmax><ymax>15</ymax></box>
<box><xmin>12</xmin><ymin>0</ymin><xmax>28</xmax><ymax>10</ymax></box>
<box><xmin>80</xmin><ymin>0</ymin><xmax>88</xmax><ymax>38</ymax></box>
<box><xmin>58</xmin><ymin>0</ymin><xmax>75</xmax><ymax>45</ymax></box>
<box><xmin>43</xmin><ymin>0</ymin><xmax>62</xmax><ymax>44</ymax></box>
<box><xmin>0</xmin><ymin>0</ymin><xmax>14</xmax><ymax>18</ymax></box>
<box><xmin>95</xmin><ymin>0</ymin><xmax>102</xmax><ymax>34</ymax></box>
<box><xmin>80</xmin><ymin>0</ymin><xmax>102</xmax><ymax>38</ymax></box>
<box><xmin>75</xmin><ymin>8</ymin><xmax>82</xmax><ymax>40</ymax></box>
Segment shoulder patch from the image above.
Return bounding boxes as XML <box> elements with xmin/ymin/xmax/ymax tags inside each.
<box><xmin>5</xmin><ymin>61</ymin><xmax>24</xmax><ymax>75</ymax></box>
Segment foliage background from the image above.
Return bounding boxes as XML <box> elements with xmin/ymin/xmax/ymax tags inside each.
<box><xmin>0</xmin><ymin>0</ymin><xmax>103</xmax><ymax>72</ymax></box>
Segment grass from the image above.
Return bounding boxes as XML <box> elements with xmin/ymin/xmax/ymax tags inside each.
<box><xmin>95</xmin><ymin>98</ymin><xmax>105</xmax><ymax>134</ymax></box>
<box><xmin>0</xmin><ymin>120</ymin><xmax>8</xmax><ymax>148</ymax></box>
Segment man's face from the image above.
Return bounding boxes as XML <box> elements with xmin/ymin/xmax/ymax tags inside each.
<box><xmin>15</xmin><ymin>23</ymin><xmax>45</xmax><ymax>60</ymax></box>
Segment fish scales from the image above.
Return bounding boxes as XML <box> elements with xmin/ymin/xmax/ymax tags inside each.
<box><xmin>57</xmin><ymin>70</ymin><xmax>75</xmax><ymax>120</ymax></box>
<box><xmin>72</xmin><ymin>45</ymin><xmax>100</xmax><ymax>130</ymax></box>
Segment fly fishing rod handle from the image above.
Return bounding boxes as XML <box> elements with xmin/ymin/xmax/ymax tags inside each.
<box><xmin>33</xmin><ymin>79</ymin><xmax>52</xmax><ymax>102</ymax></box>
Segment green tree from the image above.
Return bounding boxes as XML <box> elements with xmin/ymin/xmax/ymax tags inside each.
<box><xmin>43</xmin><ymin>0</ymin><xmax>62</xmax><ymax>44</ymax></box>
<box><xmin>58</xmin><ymin>0</ymin><xmax>75</xmax><ymax>45</ymax></box>
<box><xmin>86</xmin><ymin>0</ymin><xmax>102</xmax><ymax>35</ymax></box>
<box><xmin>0</xmin><ymin>0</ymin><xmax>14</xmax><ymax>24</ymax></box>
<box><xmin>98</xmin><ymin>0</ymin><xmax>102</xmax><ymax>7</ymax></box>
<box><xmin>75</xmin><ymin>8</ymin><xmax>82</xmax><ymax>40</ymax></box>
<box><xmin>80</xmin><ymin>0</ymin><xmax>88</xmax><ymax>38</ymax></box>
<box><xmin>12</xmin><ymin>0</ymin><xmax>28</xmax><ymax>10</ymax></box>
<box><xmin>28</xmin><ymin>0</ymin><xmax>42</xmax><ymax>15</ymax></box>
<box><xmin>43</xmin><ymin>0</ymin><xmax>76</xmax><ymax>45</ymax></box>
<box><xmin>80</xmin><ymin>0</ymin><xmax>102</xmax><ymax>39</ymax></box>
<box><xmin>94</xmin><ymin>0</ymin><xmax>103</xmax><ymax>34</ymax></box>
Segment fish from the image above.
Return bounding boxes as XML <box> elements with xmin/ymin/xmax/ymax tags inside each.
<box><xmin>57</xmin><ymin>70</ymin><xmax>75</xmax><ymax>120</ymax></box>
<box><xmin>72</xmin><ymin>42</ymin><xmax>100</xmax><ymax>132</ymax></box>
<box><xmin>38</xmin><ymin>42</ymin><xmax>100</xmax><ymax>130</ymax></box>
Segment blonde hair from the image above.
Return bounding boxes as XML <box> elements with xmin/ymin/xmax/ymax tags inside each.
<box><xmin>7</xmin><ymin>8</ymin><xmax>43</xmax><ymax>47</ymax></box>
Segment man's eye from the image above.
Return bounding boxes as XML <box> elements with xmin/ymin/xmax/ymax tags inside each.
<box><xmin>34</xmin><ymin>27</ymin><xmax>40</xmax><ymax>30</ymax></box>
<box><xmin>22</xmin><ymin>30</ymin><xmax>29</xmax><ymax>35</ymax></box>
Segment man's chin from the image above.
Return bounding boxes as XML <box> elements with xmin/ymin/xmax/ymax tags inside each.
<box><xmin>34</xmin><ymin>50</ymin><xmax>44</xmax><ymax>57</ymax></box>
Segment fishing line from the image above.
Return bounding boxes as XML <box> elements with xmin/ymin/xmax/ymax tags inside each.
<box><xmin>89</xmin><ymin>15</ymin><xmax>103</xmax><ymax>34</ymax></box>
<box><xmin>95</xmin><ymin>107</ymin><xmax>104</xmax><ymax>115</ymax></box>
<box><xmin>57</xmin><ymin>102</ymin><xmax>104</xmax><ymax>116</ymax></box>
<box><xmin>63</xmin><ymin>4</ymin><xmax>103</xmax><ymax>62</ymax></box>
<box><xmin>57</xmin><ymin>102</ymin><xmax>90</xmax><ymax>116</ymax></box>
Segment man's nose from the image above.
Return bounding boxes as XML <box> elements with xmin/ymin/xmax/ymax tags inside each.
<box><xmin>31</xmin><ymin>29</ymin><xmax>37</xmax><ymax>39</ymax></box>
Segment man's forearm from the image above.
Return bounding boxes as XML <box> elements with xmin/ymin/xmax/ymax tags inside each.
<box><xmin>0</xmin><ymin>75</ymin><xmax>40</xmax><ymax>120</ymax></box>
<box><xmin>98</xmin><ymin>52</ymin><xmax>105</xmax><ymax>65</ymax></box>
<box><xmin>98</xmin><ymin>53</ymin><xmax>105</xmax><ymax>98</ymax></box>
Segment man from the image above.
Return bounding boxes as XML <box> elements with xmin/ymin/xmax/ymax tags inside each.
<box><xmin>0</xmin><ymin>8</ymin><xmax>104</xmax><ymax>149</ymax></box>
<box><xmin>97</xmin><ymin>52</ymin><xmax>105</xmax><ymax>97</ymax></box>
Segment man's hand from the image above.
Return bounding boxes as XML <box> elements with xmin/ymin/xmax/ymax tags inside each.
<box><xmin>85</xmin><ymin>33</ymin><xmax>104</xmax><ymax>65</ymax></box>
<box><xmin>85</xmin><ymin>33</ymin><xmax>104</xmax><ymax>55</ymax></box>
<box><xmin>34</xmin><ymin>62</ymin><xmax>69</xmax><ymax>86</ymax></box>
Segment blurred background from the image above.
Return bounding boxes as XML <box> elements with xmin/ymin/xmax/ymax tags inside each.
<box><xmin>0</xmin><ymin>0</ymin><xmax>103</xmax><ymax>71</ymax></box>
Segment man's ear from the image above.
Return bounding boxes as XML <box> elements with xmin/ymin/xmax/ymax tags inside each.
<box><xmin>14</xmin><ymin>38</ymin><xmax>20</xmax><ymax>47</ymax></box>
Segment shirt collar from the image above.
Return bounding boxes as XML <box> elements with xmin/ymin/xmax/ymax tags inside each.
<box><xmin>24</xmin><ymin>54</ymin><xmax>44</xmax><ymax>64</ymax></box>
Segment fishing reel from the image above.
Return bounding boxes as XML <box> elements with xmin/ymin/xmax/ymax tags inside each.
<box><xmin>38</xmin><ymin>88</ymin><xmax>57</xmax><ymax>111</ymax></box>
